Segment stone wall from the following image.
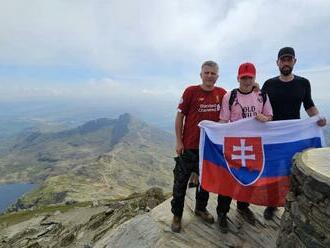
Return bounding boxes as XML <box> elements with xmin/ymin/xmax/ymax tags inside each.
<box><xmin>277</xmin><ymin>148</ymin><xmax>330</xmax><ymax>248</ymax></box>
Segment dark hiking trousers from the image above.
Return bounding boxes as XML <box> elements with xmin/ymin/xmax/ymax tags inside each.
<box><xmin>171</xmin><ymin>149</ymin><xmax>209</xmax><ymax>217</ymax></box>
<box><xmin>217</xmin><ymin>194</ymin><xmax>250</xmax><ymax>214</ymax></box>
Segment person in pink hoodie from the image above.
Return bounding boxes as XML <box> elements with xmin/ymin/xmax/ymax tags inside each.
<box><xmin>217</xmin><ymin>62</ymin><xmax>273</xmax><ymax>233</ymax></box>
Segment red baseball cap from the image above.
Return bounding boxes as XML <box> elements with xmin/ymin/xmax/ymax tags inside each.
<box><xmin>238</xmin><ymin>62</ymin><xmax>256</xmax><ymax>79</ymax></box>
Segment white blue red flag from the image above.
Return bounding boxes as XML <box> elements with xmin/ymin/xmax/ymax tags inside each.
<box><xmin>198</xmin><ymin>116</ymin><xmax>325</xmax><ymax>206</ymax></box>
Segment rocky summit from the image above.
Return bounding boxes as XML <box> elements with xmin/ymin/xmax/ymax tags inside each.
<box><xmin>97</xmin><ymin>188</ymin><xmax>283</xmax><ymax>248</ymax></box>
<box><xmin>0</xmin><ymin>187</ymin><xmax>167</xmax><ymax>248</ymax></box>
<box><xmin>0</xmin><ymin>187</ymin><xmax>283</xmax><ymax>248</ymax></box>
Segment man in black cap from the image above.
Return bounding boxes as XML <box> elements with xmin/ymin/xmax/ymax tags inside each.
<box><xmin>262</xmin><ymin>46</ymin><xmax>327</xmax><ymax>220</ymax></box>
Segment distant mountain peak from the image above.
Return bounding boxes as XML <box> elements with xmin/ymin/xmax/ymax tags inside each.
<box><xmin>111</xmin><ymin>113</ymin><xmax>143</xmax><ymax>146</ymax></box>
<box><xmin>78</xmin><ymin>118</ymin><xmax>116</xmax><ymax>134</ymax></box>
<box><xmin>118</xmin><ymin>113</ymin><xmax>132</xmax><ymax>121</ymax></box>
<box><xmin>117</xmin><ymin>113</ymin><xmax>144</xmax><ymax>126</ymax></box>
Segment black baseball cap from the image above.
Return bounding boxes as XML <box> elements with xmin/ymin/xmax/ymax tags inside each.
<box><xmin>278</xmin><ymin>47</ymin><xmax>295</xmax><ymax>59</ymax></box>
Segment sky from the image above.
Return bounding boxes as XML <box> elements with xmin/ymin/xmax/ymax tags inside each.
<box><xmin>1</xmin><ymin>0</ymin><xmax>330</xmax><ymax>117</ymax></box>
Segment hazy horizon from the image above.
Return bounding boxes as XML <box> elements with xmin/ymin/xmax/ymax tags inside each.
<box><xmin>1</xmin><ymin>96</ymin><xmax>329</xmax><ymax>136</ymax></box>
<box><xmin>1</xmin><ymin>1</ymin><xmax>330</xmax><ymax>138</ymax></box>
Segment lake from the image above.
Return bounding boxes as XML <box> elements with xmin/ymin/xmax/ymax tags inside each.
<box><xmin>0</xmin><ymin>183</ymin><xmax>37</xmax><ymax>214</ymax></box>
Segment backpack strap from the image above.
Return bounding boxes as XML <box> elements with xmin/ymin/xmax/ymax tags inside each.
<box><xmin>228</xmin><ymin>89</ymin><xmax>238</xmax><ymax>111</ymax></box>
<box><xmin>230</xmin><ymin>88</ymin><xmax>267</xmax><ymax>111</ymax></box>
<box><xmin>259</xmin><ymin>90</ymin><xmax>267</xmax><ymax>106</ymax></box>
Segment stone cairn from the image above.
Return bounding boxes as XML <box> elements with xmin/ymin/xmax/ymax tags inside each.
<box><xmin>277</xmin><ymin>148</ymin><xmax>330</xmax><ymax>248</ymax></box>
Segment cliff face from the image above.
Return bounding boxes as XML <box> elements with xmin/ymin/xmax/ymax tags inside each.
<box><xmin>277</xmin><ymin>148</ymin><xmax>330</xmax><ymax>248</ymax></box>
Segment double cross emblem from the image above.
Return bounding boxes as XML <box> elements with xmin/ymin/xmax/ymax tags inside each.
<box><xmin>224</xmin><ymin>137</ymin><xmax>264</xmax><ymax>185</ymax></box>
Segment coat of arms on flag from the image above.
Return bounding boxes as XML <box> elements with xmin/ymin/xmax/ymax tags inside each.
<box><xmin>198</xmin><ymin>117</ymin><xmax>325</xmax><ymax>206</ymax></box>
<box><xmin>224</xmin><ymin>137</ymin><xmax>264</xmax><ymax>186</ymax></box>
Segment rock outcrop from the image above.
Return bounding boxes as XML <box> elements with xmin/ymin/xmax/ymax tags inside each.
<box><xmin>277</xmin><ymin>148</ymin><xmax>330</xmax><ymax>248</ymax></box>
<box><xmin>0</xmin><ymin>188</ymin><xmax>166</xmax><ymax>248</ymax></box>
<box><xmin>97</xmin><ymin>188</ymin><xmax>283</xmax><ymax>248</ymax></box>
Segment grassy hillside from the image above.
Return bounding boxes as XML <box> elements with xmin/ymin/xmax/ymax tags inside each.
<box><xmin>0</xmin><ymin>114</ymin><xmax>175</xmax><ymax>209</ymax></box>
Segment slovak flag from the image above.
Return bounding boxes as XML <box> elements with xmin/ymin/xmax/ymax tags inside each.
<box><xmin>198</xmin><ymin>116</ymin><xmax>325</xmax><ymax>206</ymax></box>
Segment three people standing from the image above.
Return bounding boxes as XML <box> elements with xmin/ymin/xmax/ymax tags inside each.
<box><xmin>171</xmin><ymin>47</ymin><xmax>327</xmax><ymax>233</ymax></box>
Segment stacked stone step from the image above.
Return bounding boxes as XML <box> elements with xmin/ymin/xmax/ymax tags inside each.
<box><xmin>277</xmin><ymin>148</ymin><xmax>330</xmax><ymax>248</ymax></box>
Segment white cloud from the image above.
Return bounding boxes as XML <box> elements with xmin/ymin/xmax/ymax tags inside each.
<box><xmin>2</xmin><ymin>1</ymin><xmax>328</xmax><ymax>66</ymax></box>
<box><xmin>0</xmin><ymin>0</ymin><xmax>330</xmax><ymax>103</ymax></box>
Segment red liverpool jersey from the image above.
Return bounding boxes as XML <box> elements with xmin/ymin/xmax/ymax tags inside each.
<box><xmin>178</xmin><ymin>85</ymin><xmax>226</xmax><ymax>149</ymax></box>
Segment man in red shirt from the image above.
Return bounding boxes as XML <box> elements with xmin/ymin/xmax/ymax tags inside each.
<box><xmin>171</xmin><ymin>61</ymin><xmax>227</xmax><ymax>232</ymax></box>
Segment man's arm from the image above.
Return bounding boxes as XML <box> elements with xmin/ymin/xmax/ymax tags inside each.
<box><xmin>219</xmin><ymin>92</ymin><xmax>230</xmax><ymax>123</ymax></box>
<box><xmin>306</xmin><ymin>106</ymin><xmax>327</xmax><ymax>126</ymax></box>
<box><xmin>303</xmin><ymin>79</ymin><xmax>326</xmax><ymax>126</ymax></box>
<box><xmin>175</xmin><ymin>112</ymin><xmax>185</xmax><ymax>155</ymax></box>
<box><xmin>306</xmin><ymin>106</ymin><xmax>319</xmax><ymax>116</ymax></box>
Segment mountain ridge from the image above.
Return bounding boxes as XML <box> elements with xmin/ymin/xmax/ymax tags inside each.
<box><xmin>0</xmin><ymin>113</ymin><xmax>175</xmax><ymax>209</ymax></box>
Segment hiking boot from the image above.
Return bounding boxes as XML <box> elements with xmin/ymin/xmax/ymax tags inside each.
<box><xmin>171</xmin><ymin>215</ymin><xmax>182</xmax><ymax>233</ymax></box>
<box><xmin>237</xmin><ymin>207</ymin><xmax>256</xmax><ymax>225</ymax></box>
<box><xmin>218</xmin><ymin>212</ymin><xmax>228</xmax><ymax>233</ymax></box>
<box><xmin>264</xmin><ymin>207</ymin><xmax>277</xmax><ymax>220</ymax></box>
<box><xmin>194</xmin><ymin>209</ymin><xmax>215</xmax><ymax>224</ymax></box>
